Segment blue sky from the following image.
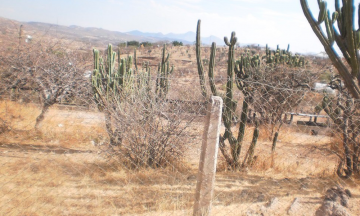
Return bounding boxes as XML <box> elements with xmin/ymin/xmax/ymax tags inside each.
<box><xmin>0</xmin><ymin>0</ymin><xmax>358</xmax><ymax>54</ymax></box>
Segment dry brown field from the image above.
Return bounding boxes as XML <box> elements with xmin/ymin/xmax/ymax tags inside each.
<box><xmin>0</xmin><ymin>20</ymin><xmax>359</xmax><ymax>215</ymax></box>
<box><xmin>0</xmin><ymin>99</ymin><xmax>359</xmax><ymax>216</ymax></box>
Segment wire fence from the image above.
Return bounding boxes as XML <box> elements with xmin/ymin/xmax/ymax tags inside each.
<box><xmin>0</xmin><ymin>38</ymin><xmax>359</xmax><ymax>215</ymax></box>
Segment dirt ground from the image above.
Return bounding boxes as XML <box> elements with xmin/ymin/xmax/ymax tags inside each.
<box><xmin>0</xmin><ymin>100</ymin><xmax>359</xmax><ymax>216</ymax></box>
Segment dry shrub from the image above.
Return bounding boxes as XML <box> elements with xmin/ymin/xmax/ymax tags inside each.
<box><xmin>95</xmin><ymin>82</ymin><xmax>198</xmax><ymax>169</ymax></box>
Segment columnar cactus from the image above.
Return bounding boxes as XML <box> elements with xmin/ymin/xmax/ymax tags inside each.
<box><xmin>92</xmin><ymin>44</ymin><xmax>157</xmax><ymax>145</ymax></box>
<box><xmin>242</xmin><ymin>121</ymin><xmax>259</xmax><ymax>167</ymax></box>
<box><xmin>196</xmin><ymin>20</ymin><xmax>259</xmax><ymax>169</ymax></box>
<box><xmin>300</xmin><ymin>0</ymin><xmax>360</xmax><ymax>99</ymax></box>
<box><xmin>301</xmin><ymin>0</ymin><xmax>360</xmax><ymax>177</ymax></box>
<box><xmin>156</xmin><ymin>44</ymin><xmax>173</xmax><ymax>99</ymax></box>
<box><xmin>264</xmin><ymin>44</ymin><xmax>305</xmax><ymax>67</ymax></box>
<box><xmin>196</xmin><ymin>20</ymin><xmax>310</xmax><ymax>169</ymax></box>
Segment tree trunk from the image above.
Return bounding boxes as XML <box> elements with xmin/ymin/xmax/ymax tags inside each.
<box><xmin>341</xmin><ymin>114</ymin><xmax>353</xmax><ymax>178</ymax></box>
<box><xmin>242</xmin><ymin>124</ymin><xmax>259</xmax><ymax>167</ymax></box>
<box><xmin>272</xmin><ymin>132</ymin><xmax>279</xmax><ymax>152</ymax></box>
<box><xmin>35</xmin><ymin>103</ymin><xmax>51</xmax><ymax>129</ymax></box>
<box><xmin>233</xmin><ymin>97</ymin><xmax>249</xmax><ymax>168</ymax></box>
<box><xmin>104</xmin><ymin>111</ymin><xmax>122</xmax><ymax>146</ymax></box>
<box><xmin>353</xmin><ymin>133</ymin><xmax>359</xmax><ymax>174</ymax></box>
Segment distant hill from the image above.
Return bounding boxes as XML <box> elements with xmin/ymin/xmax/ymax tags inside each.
<box><xmin>0</xmin><ymin>16</ymin><xmax>225</xmax><ymax>49</ymax></box>
<box><xmin>126</xmin><ymin>30</ymin><xmax>225</xmax><ymax>46</ymax></box>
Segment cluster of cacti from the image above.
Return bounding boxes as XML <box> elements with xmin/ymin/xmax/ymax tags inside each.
<box><xmin>239</xmin><ymin>50</ymin><xmax>261</xmax><ymax>69</ymax></box>
<box><xmin>156</xmin><ymin>44</ymin><xmax>174</xmax><ymax>99</ymax></box>
<box><xmin>196</xmin><ymin>20</ymin><xmax>258</xmax><ymax>169</ymax></box>
<box><xmin>264</xmin><ymin>44</ymin><xmax>305</xmax><ymax>67</ymax></box>
<box><xmin>196</xmin><ymin>19</ymin><xmax>312</xmax><ymax>169</ymax></box>
<box><xmin>92</xmin><ymin>44</ymin><xmax>173</xmax><ymax>146</ymax></box>
<box><xmin>233</xmin><ymin>44</ymin><xmax>306</xmax><ymax>94</ymax></box>
<box><xmin>92</xmin><ymin>44</ymin><xmax>172</xmax><ymax>106</ymax></box>
<box><xmin>92</xmin><ymin>44</ymin><xmax>139</xmax><ymax>107</ymax></box>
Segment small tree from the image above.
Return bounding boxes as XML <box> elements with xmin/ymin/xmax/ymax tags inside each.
<box><xmin>0</xmin><ymin>37</ymin><xmax>87</xmax><ymax>129</ymax></box>
<box><xmin>140</xmin><ymin>41</ymin><xmax>152</xmax><ymax>47</ymax></box>
<box><xmin>127</xmin><ymin>40</ymin><xmax>140</xmax><ymax>47</ymax></box>
<box><xmin>172</xmin><ymin>41</ymin><xmax>183</xmax><ymax>46</ymax></box>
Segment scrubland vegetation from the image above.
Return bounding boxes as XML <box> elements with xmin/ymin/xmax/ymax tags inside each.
<box><xmin>0</xmin><ymin>1</ymin><xmax>360</xmax><ymax>215</ymax></box>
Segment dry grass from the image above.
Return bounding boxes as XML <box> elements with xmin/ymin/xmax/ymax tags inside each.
<box><xmin>0</xmin><ymin>152</ymin><xmax>195</xmax><ymax>215</ymax></box>
<box><xmin>0</xmin><ymin>100</ymin><xmax>107</xmax><ymax>149</ymax></box>
<box><xmin>0</xmin><ymin>98</ymin><xmax>359</xmax><ymax>215</ymax></box>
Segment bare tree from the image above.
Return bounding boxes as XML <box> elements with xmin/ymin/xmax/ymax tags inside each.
<box><xmin>0</xmin><ymin>36</ymin><xmax>90</xmax><ymax>129</ymax></box>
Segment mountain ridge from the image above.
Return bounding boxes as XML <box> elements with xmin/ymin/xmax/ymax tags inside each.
<box><xmin>0</xmin><ymin>16</ymin><xmax>225</xmax><ymax>48</ymax></box>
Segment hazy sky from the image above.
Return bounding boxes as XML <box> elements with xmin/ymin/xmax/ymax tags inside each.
<box><xmin>0</xmin><ymin>0</ymin><xmax>359</xmax><ymax>54</ymax></box>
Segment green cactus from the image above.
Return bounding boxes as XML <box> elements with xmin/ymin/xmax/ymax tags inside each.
<box><xmin>196</xmin><ymin>20</ymin><xmax>307</xmax><ymax>169</ymax></box>
<box><xmin>302</xmin><ymin>1</ymin><xmax>360</xmax><ymax>177</ymax></box>
<box><xmin>156</xmin><ymin>44</ymin><xmax>173</xmax><ymax>99</ymax></box>
<box><xmin>264</xmin><ymin>44</ymin><xmax>305</xmax><ymax>67</ymax></box>
<box><xmin>208</xmin><ymin>42</ymin><xmax>218</xmax><ymax>96</ymax></box>
<box><xmin>92</xmin><ymin>44</ymin><xmax>165</xmax><ymax>146</ymax></box>
<box><xmin>196</xmin><ymin>20</ymin><xmax>260</xmax><ymax>169</ymax></box>
<box><xmin>242</xmin><ymin>121</ymin><xmax>259</xmax><ymax>167</ymax></box>
<box><xmin>300</xmin><ymin>0</ymin><xmax>360</xmax><ymax>99</ymax></box>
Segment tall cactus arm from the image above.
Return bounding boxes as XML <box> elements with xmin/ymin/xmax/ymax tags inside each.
<box><xmin>325</xmin><ymin>9</ymin><xmax>335</xmax><ymax>46</ymax></box>
<box><xmin>107</xmin><ymin>44</ymin><xmax>115</xmax><ymax>77</ymax></box>
<box><xmin>223</xmin><ymin>31</ymin><xmax>237</xmax><ymax>123</ymax></box>
<box><xmin>196</xmin><ymin>20</ymin><xmax>208</xmax><ymax>98</ymax></box>
<box><xmin>300</xmin><ymin>0</ymin><xmax>360</xmax><ymax>99</ymax></box>
<box><xmin>161</xmin><ymin>44</ymin><xmax>170</xmax><ymax>65</ymax></box>
<box><xmin>134</xmin><ymin>48</ymin><xmax>138</xmax><ymax>72</ymax></box>
<box><xmin>93</xmin><ymin>49</ymin><xmax>100</xmax><ymax>72</ymax></box>
<box><xmin>344</xmin><ymin>1</ymin><xmax>359</xmax><ymax>77</ymax></box>
<box><xmin>208</xmin><ymin>42</ymin><xmax>218</xmax><ymax>96</ymax></box>
<box><xmin>234</xmin><ymin>60</ymin><xmax>245</xmax><ymax>91</ymax></box>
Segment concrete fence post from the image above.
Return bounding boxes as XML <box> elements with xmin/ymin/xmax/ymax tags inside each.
<box><xmin>193</xmin><ymin>96</ymin><xmax>223</xmax><ymax>216</ymax></box>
